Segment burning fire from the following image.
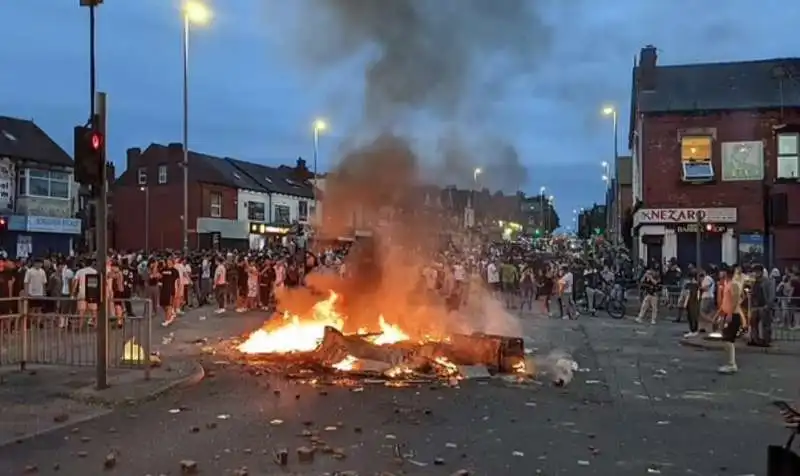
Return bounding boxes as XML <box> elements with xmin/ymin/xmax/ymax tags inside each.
<box><xmin>238</xmin><ymin>291</ymin><xmax>410</xmax><ymax>355</ymax></box>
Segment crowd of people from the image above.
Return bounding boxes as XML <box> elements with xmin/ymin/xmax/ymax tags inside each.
<box><xmin>1</xmin><ymin>234</ymin><xmax>797</xmax><ymax>376</ymax></box>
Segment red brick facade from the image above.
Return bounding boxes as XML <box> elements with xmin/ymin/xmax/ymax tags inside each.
<box><xmin>641</xmin><ymin>109</ymin><xmax>800</xmax><ymax>266</ymax></box>
<box><xmin>111</xmin><ymin>146</ymin><xmax>238</xmax><ymax>251</ymax></box>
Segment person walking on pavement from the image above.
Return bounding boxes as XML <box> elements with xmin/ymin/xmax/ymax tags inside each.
<box><xmin>682</xmin><ymin>271</ymin><xmax>701</xmax><ymax>337</ymax></box>
<box><xmin>636</xmin><ymin>268</ymin><xmax>660</xmax><ymax>324</ymax></box>
<box><xmin>213</xmin><ymin>257</ymin><xmax>227</xmax><ymax>315</ymax></box>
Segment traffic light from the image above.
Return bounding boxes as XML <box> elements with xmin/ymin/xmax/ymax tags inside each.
<box><xmin>534</xmin><ymin>228</ymin><xmax>541</xmax><ymax>237</ymax></box>
<box><xmin>0</xmin><ymin>218</ymin><xmax>6</xmax><ymax>231</ymax></box>
<box><xmin>74</xmin><ymin>124</ymin><xmax>104</xmax><ymax>189</ymax></box>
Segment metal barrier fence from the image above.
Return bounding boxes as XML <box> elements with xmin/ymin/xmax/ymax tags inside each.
<box><xmin>0</xmin><ymin>296</ymin><xmax>153</xmax><ymax>371</ymax></box>
<box><xmin>635</xmin><ymin>288</ymin><xmax>800</xmax><ymax>342</ymax></box>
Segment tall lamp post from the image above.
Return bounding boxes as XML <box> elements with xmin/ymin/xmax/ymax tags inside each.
<box><xmin>312</xmin><ymin>119</ymin><xmax>327</xmax><ymax>224</ymax></box>
<box><xmin>181</xmin><ymin>1</ymin><xmax>211</xmax><ymax>253</ymax></box>
<box><xmin>140</xmin><ymin>186</ymin><xmax>150</xmax><ymax>253</ymax></box>
<box><xmin>603</xmin><ymin>105</ymin><xmax>619</xmax><ymax>244</ymax></box>
<box><xmin>539</xmin><ymin>186</ymin><xmax>546</xmax><ymax>232</ymax></box>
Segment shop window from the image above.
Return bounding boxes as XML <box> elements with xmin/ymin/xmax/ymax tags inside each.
<box><xmin>777</xmin><ymin>133</ymin><xmax>799</xmax><ymax>179</ymax></box>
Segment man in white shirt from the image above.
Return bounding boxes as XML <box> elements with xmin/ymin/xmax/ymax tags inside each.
<box><xmin>557</xmin><ymin>266</ymin><xmax>577</xmax><ymax>319</ymax></box>
<box><xmin>24</xmin><ymin>259</ymin><xmax>47</xmax><ymax>312</ymax></box>
<box><xmin>486</xmin><ymin>261</ymin><xmax>500</xmax><ymax>294</ymax></box>
<box><xmin>199</xmin><ymin>257</ymin><xmax>212</xmax><ymax>306</ymax></box>
<box><xmin>698</xmin><ymin>268</ymin><xmax>715</xmax><ymax>331</ymax></box>
<box><xmin>177</xmin><ymin>259</ymin><xmax>192</xmax><ymax>314</ymax></box>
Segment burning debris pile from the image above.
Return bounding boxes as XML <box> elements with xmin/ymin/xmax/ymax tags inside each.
<box><xmin>235</xmin><ymin>291</ymin><xmax>528</xmax><ymax>384</ymax></box>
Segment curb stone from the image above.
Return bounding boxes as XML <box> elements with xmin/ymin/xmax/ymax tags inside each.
<box><xmin>0</xmin><ymin>361</ymin><xmax>205</xmax><ymax>448</ymax></box>
<box><xmin>679</xmin><ymin>338</ymin><xmax>800</xmax><ymax>356</ymax></box>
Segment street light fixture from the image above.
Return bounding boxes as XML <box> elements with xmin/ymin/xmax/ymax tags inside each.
<box><xmin>181</xmin><ymin>0</ymin><xmax>211</xmax><ymax>253</ymax></box>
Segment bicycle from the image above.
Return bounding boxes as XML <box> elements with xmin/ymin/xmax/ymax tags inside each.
<box><xmin>768</xmin><ymin>400</ymin><xmax>800</xmax><ymax>475</ymax></box>
<box><xmin>576</xmin><ymin>283</ymin><xmax>625</xmax><ymax>319</ymax></box>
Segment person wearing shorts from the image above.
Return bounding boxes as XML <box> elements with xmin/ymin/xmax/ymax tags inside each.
<box><xmin>158</xmin><ymin>259</ymin><xmax>180</xmax><ymax>327</ymax></box>
<box><xmin>717</xmin><ymin>268</ymin><xmax>741</xmax><ymax>374</ymax></box>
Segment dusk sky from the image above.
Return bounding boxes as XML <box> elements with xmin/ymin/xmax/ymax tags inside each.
<box><xmin>1</xmin><ymin>0</ymin><xmax>797</xmax><ymax>225</ymax></box>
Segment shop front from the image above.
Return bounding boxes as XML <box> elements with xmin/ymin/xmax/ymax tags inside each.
<box><xmin>0</xmin><ymin>215</ymin><xmax>81</xmax><ymax>258</ymax></box>
<box><xmin>633</xmin><ymin>207</ymin><xmax>737</xmax><ymax>268</ymax></box>
<box><xmin>248</xmin><ymin>222</ymin><xmax>291</xmax><ymax>251</ymax></box>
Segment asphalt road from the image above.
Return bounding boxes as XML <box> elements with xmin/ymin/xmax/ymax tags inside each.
<box><xmin>0</xmin><ymin>316</ymin><xmax>795</xmax><ymax>476</ymax></box>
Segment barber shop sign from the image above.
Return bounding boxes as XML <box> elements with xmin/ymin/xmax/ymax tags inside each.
<box><xmin>634</xmin><ymin>207</ymin><xmax>737</xmax><ymax>227</ymax></box>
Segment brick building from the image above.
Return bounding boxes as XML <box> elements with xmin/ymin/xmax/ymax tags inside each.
<box><xmin>112</xmin><ymin>143</ymin><xmax>315</xmax><ymax>251</ymax></box>
<box><xmin>628</xmin><ymin>46</ymin><xmax>800</xmax><ymax>268</ymax></box>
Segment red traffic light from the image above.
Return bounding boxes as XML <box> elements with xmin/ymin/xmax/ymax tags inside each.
<box><xmin>0</xmin><ymin>218</ymin><xmax>5</xmax><ymax>226</ymax></box>
<box><xmin>90</xmin><ymin>132</ymin><xmax>103</xmax><ymax>151</ymax></box>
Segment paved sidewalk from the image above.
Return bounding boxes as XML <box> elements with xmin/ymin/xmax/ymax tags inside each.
<box><xmin>0</xmin><ymin>361</ymin><xmax>203</xmax><ymax>447</ymax></box>
<box><xmin>0</xmin><ymin>305</ymin><xmax>268</xmax><ymax>447</ymax></box>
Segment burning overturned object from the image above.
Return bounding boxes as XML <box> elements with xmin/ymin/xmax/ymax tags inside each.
<box><xmin>236</xmin><ymin>292</ymin><xmax>527</xmax><ymax>380</ymax></box>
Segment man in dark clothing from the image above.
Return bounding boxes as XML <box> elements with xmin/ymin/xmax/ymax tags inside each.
<box><xmin>121</xmin><ymin>258</ymin><xmax>136</xmax><ymax>317</ymax></box>
<box><xmin>747</xmin><ymin>264</ymin><xmax>772</xmax><ymax>347</ymax></box>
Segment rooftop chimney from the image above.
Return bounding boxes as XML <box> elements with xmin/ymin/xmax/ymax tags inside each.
<box><xmin>126</xmin><ymin>147</ymin><xmax>141</xmax><ymax>172</ymax></box>
<box><xmin>639</xmin><ymin>45</ymin><xmax>658</xmax><ymax>91</ymax></box>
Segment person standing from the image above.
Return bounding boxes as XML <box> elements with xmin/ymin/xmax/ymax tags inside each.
<box><xmin>636</xmin><ymin>269</ymin><xmax>660</xmax><ymax>324</ymax></box>
<box><xmin>158</xmin><ymin>258</ymin><xmax>180</xmax><ymax>327</ymax></box>
<box><xmin>747</xmin><ymin>264</ymin><xmax>772</xmax><ymax>347</ymax></box>
<box><xmin>717</xmin><ymin>267</ymin><xmax>742</xmax><ymax>374</ymax></box>
<box><xmin>557</xmin><ymin>265</ymin><xmax>576</xmax><ymax>320</ymax></box>
<box><xmin>213</xmin><ymin>257</ymin><xmax>227</xmax><ymax>315</ymax></box>
<box><xmin>682</xmin><ymin>272</ymin><xmax>701</xmax><ymax>338</ymax></box>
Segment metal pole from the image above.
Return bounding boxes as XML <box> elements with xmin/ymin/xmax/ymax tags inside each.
<box><xmin>89</xmin><ymin>4</ymin><xmax>96</xmax><ymax>121</ymax></box>
<box><xmin>612</xmin><ymin>111</ymin><xmax>619</xmax><ymax>245</ymax></box>
<box><xmin>95</xmin><ymin>91</ymin><xmax>109</xmax><ymax>390</ymax></box>
<box><xmin>182</xmin><ymin>14</ymin><xmax>190</xmax><ymax>253</ymax></box>
<box><xmin>313</xmin><ymin>127</ymin><xmax>319</xmax><ymax>211</ymax></box>
<box><xmin>695</xmin><ymin>216</ymin><xmax>702</xmax><ymax>269</ymax></box>
<box><xmin>144</xmin><ymin>187</ymin><xmax>150</xmax><ymax>253</ymax></box>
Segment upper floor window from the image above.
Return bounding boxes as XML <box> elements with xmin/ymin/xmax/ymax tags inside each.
<box><xmin>680</xmin><ymin>136</ymin><xmax>714</xmax><ymax>182</ymax></box>
<box><xmin>137</xmin><ymin>167</ymin><xmax>147</xmax><ymax>185</ymax></box>
<box><xmin>18</xmin><ymin>168</ymin><xmax>70</xmax><ymax>200</ymax></box>
<box><xmin>210</xmin><ymin>192</ymin><xmax>222</xmax><ymax>218</ymax></box>
<box><xmin>158</xmin><ymin>165</ymin><xmax>168</xmax><ymax>184</ymax></box>
<box><xmin>777</xmin><ymin>133</ymin><xmax>799</xmax><ymax>179</ymax></box>
<box><xmin>681</xmin><ymin>136</ymin><xmax>712</xmax><ymax>161</ymax></box>
<box><xmin>274</xmin><ymin>204</ymin><xmax>291</xmax><ymax>224</ymax></box>
<box><xmin>298</xmin><ymin>200</ymin><xmax>308</xmax><ymax>221</ymax></box>
<box><xmin>247</xmin><ymin>201</ymin><xmax>265</xmax><ymax>221</ymax></box>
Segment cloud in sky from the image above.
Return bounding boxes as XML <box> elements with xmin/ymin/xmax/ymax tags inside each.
<box><xmin>0</xmin><ymin>0</ymin><xmax>797</xmax><ymax>220</ymax></box>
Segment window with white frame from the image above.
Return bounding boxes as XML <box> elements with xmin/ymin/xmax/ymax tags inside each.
<box><xmin>137</xmin><ymin>167</ymin><xmax>147</xmax><ymax>185</ymax></box>
<box><xmin>17</xmin><ymin>169</ymin><xmax>70</xmax><ymax>199</ymax></box>
<box><xmin>210</xmin><ymin>192</ymin><xmax>222</xmax><ymax>218</ymax></box>
<box><xmin>158</xmin><ymin>164</ymin><xmax>168</xmax><ymax>184</ymax></box>
<box><xmin>777</xmin><ymin>133</ymin><xmax>799</xmax><ymax>179</ymax></box>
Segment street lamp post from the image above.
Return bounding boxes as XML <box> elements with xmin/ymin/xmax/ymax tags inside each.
<box><xmin>603</xmin><ymin>106</ymin><xmax>619</xmax><ymax>244</ymax></box>
<box><xmin>181</xmin><ymin>1</ymin><xmax>211</xmax><ymax>253</ymax></box>
<box><xmin>547</xmin><ymin>195</ymin><xmax>555</xmax><ymax>233</ymax></box>
<box><xmin>140</xmin><ymin>186</ymin><xmax>150</xmax><ymax>253</ymax></box>
<box><xmin>539</xmin><ymin>186</ymin><xmax>546</xmax><ymax>232</ymax></box>
<box><xmin>312</xmin><ymin>119</ymin><xmax>327</xmax><ymax>224</ymax></box>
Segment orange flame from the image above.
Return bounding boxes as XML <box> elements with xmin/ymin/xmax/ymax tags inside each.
<box><xmin>238</xmin><ymin>291</ymin><xmax>412</xmax><ymax>354</ymax></box>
